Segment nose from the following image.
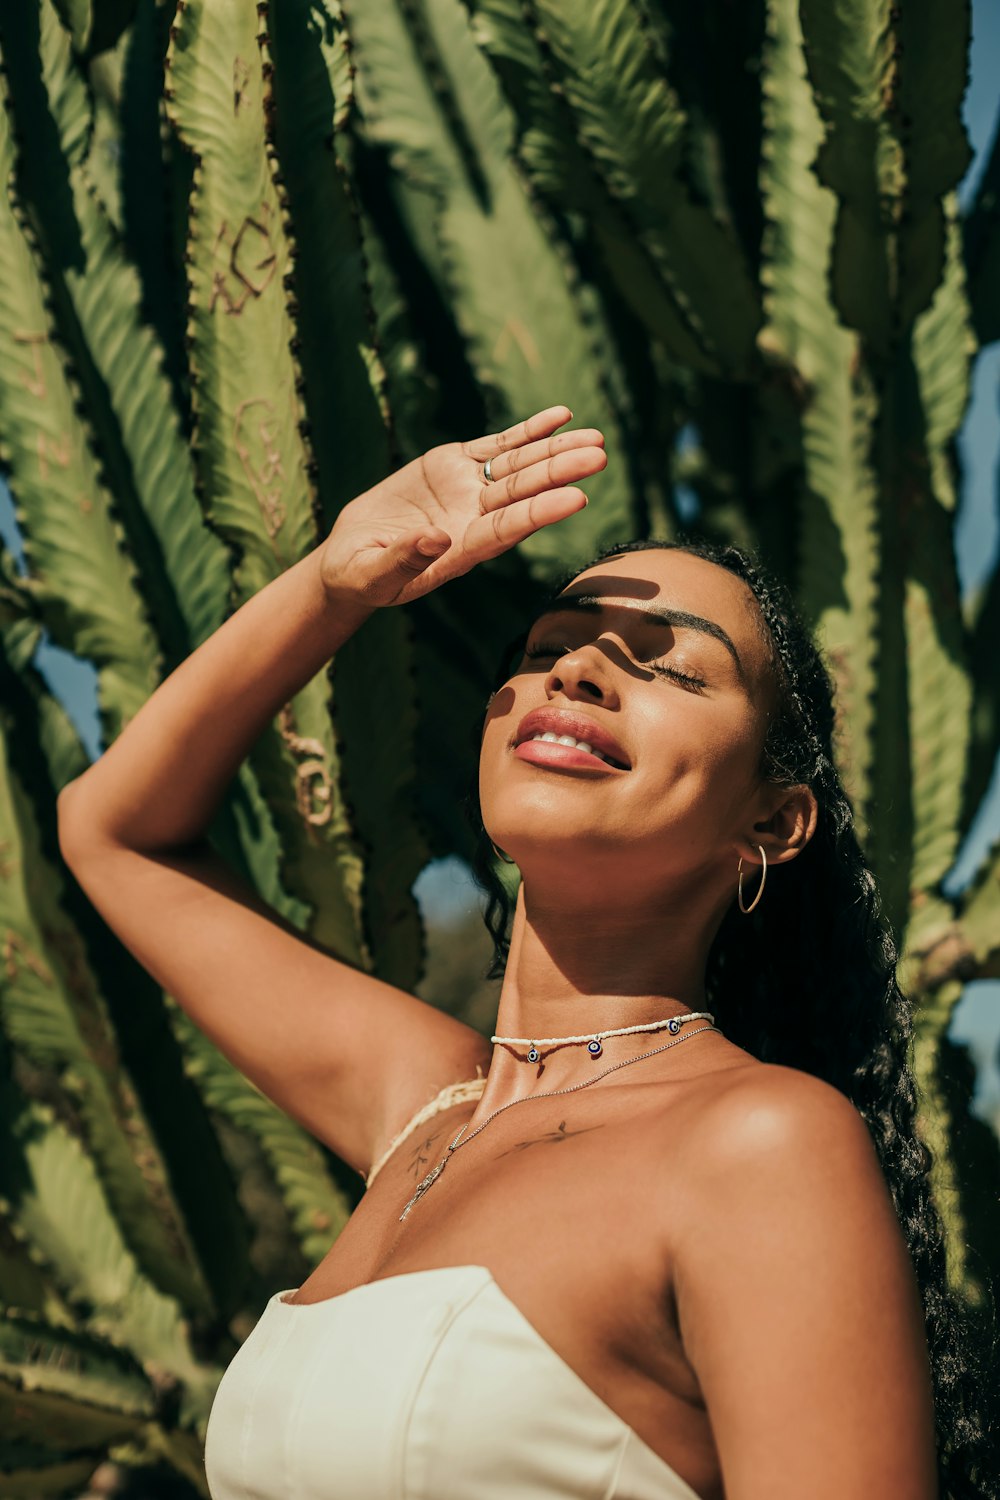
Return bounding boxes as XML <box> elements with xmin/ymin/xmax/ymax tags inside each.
<box><xmin>544</xmin><ymin>641</ymin><xmax>620</xmax><ymax>707</ymax></box>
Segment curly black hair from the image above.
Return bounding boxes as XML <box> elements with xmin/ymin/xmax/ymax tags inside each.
<box><xmin>467</xmin><ymin>536</ymin><xmax>999</xmax><ymax>1498</ymax></box>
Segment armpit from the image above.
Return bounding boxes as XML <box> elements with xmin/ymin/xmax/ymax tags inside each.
<box><xmin>364</xmin><ymin>1068</ymin><xmax>487</xmax><ymax>1188</ymax></box>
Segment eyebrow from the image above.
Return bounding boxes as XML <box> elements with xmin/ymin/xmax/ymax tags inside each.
<box><xmin>532</xmin><ymin>592</ymin><xmax>746</xmax><ymax>680</ymax></box>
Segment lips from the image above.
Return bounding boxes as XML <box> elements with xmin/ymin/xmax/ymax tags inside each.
<box><xmin>514</xmin><ymin>708</ymin><xmax>631</xmax><ymax>769</ymax></box>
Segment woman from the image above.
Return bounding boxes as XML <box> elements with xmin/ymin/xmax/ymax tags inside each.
<box><xmin>57</xmin><ymin>406</ymin><xmax>993</xmax><ymax>1498</ymax></box>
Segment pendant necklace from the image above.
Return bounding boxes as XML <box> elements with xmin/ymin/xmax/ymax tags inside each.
<box><xmin>399</xmin><ymin>1010</ymin><xmax>717</xmax><ymax>1221</ymax></box>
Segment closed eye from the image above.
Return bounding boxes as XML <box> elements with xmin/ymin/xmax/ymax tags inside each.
<box><xmin>522</xmin><ymin>643</ymin><xmax>574</xmax><ymax>663</ymax></box>
<box><xmin>523</xmin><ymin>643</ymin><xmax>707</xmax><ymax>691</ymax></box>
<box><xmin>643</xmin><ymin>661</ymin><xmax>707</xmax><ymax>691</ymax></box>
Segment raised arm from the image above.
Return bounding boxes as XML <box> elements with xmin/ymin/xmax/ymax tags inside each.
<box><xmin>57</xmin><ymin>406</ymin><xmax>607</xmax><ymax>1176</ymax></box>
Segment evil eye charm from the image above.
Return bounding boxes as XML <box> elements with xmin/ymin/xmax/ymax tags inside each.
<box><xmin>527</xmin><ymin>1046</ymin><xmax>540</xmax><ymax>1063</ymax></box>
<box><xmin>668</xmin><ymin>1018</ymin><xmax>682</xmax><ymax>1035</ymax></box>
<box><xmin>587</xmin><ymin>1039</ymin><xmax>603</xmax><ymax>1056</ymax></box>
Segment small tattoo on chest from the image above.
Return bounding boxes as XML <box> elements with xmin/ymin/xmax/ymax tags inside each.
<box><xmin>407</xmin><ymin>1127</ymin><xmax>450</xmax><ymax>1182</ymax></box>
<box><xmin>497</xmin><ymin>1119</ymin><xmax>602</xmax><ymax>1156</ymax></box>
<box><xmin>404</xmin><ymin>1116</ymin><xmax>602</xmax><ymax>1182</ymax></box>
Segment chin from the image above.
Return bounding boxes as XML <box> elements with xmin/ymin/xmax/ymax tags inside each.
<box><xmin>480</xmin><ymin>750</ymin><xmax>628</xmax><ymax>856</ymax></box>
<box><xmin>485</xmin><ymin>814</ymin><xmax>619</xmax><ymax>869</ymax></box>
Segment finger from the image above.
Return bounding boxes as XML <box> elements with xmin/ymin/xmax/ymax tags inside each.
<box><xmin>480</xmin><ymin>445</ymin><xmax>607</xmax><ymax>512</ymax></box>
<box><xmin>465</xmin><ymin>488</ymin><xmax>589</xmax><ymax>562</ymax></box>
<box><xmin>464</xmin><ymin>405</ymin><xmax>573</xmax><ymax>463</ymax></box>
<box><xmin>478</xmin><ymin>427</ymin><xmax>605</xmax><ymax>488</ymax></box>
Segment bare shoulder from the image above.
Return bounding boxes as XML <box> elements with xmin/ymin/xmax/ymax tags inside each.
<box><xmin>664</xmin><ymin>1063</ymin><xmax>938</xmax><ymax>1495</ymax></box>
<box><xmin>692</xmin><ymin>1059</ymin><xmax>878</xmax><ymax>1169</ymax></box>
<box><xmin>673</xmin><ymin>1060</ymin><xmax>892</xmax><ymax>1236</ymax></box>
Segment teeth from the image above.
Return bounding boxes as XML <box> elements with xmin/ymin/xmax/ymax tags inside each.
<box><xmin>529</xmin><ymin>732</ymin><xmax>610</xmax><ymax>763</ymax></box>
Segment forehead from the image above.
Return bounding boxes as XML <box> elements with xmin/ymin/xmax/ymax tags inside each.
<box><xmin>554</xmin><ymin>548</ymin><xmax>774</xmax><ymax>684</ymax></box>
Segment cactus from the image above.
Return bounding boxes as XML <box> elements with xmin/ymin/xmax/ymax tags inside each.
<box><xmin>0</xmin><ymin>0</ymin><xmax>997</xmax><ymax>1487</ymax></box>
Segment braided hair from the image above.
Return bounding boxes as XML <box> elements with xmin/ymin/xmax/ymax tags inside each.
<box><xmin>467</xmin><ymin>537</ymin><xmax>999</xmax><ymax>1497</ymax></box>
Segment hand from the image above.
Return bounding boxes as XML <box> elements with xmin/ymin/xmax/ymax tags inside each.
<box><xmin>318</xmin><ymin>405</ymin><xmax>607</xmax><ymax>609</ymax></box>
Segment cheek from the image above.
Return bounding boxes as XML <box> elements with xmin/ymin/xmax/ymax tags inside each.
<box><xmin>699</xmin><ymin>716</ymin><xmax>762</xmax><ymax>774</ymax></box>
<box><xmin>635</xmin><ymin>705</ymin><xmax>761</xmax><ymax>810</ymax></box>
<box><xmin>478</xmin><ymin>710</ymin><xmax>514</xmax><ymax>802</ymax></box>
<box><xmin>481</xmin><ymin>685</ymin><xmax>518</xmax><ymax>746</ymax></box>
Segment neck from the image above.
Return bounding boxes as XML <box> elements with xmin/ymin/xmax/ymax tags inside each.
<box><xmin>483</xmin><ymin>878</ymin><xmax>722</xmax><ymax>1099</ymax></box>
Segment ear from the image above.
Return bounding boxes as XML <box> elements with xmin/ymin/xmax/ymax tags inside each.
<box><xmin>742</xmin><ymin>783</ymin><xmax>818</xmax><ymax>867</ymax></box>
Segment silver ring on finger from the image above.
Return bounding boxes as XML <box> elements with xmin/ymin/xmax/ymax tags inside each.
<box><xmin>483</xmin><ymin>456</ymin><xmax>497</xmax><ymax>483</ymax></box>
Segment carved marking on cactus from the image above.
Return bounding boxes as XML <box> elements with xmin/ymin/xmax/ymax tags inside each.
<box><xmin>277</xmin><ymin>716</ymin><xmax>326</xmax><ymax>759</ymax></box>
<box><xmin>209</xmin><ymin>212</ymin><xmax>277</xmax><ymax>315</ymax></box>
<box><xmin>232</xmin><ymin>213</ymin><xmax>277</xmax><ymax>296</ymax></box>
<box><xmin>37</xmin><ymin>431</ymin><xmax>71</xmax><ymax>480</ymax></box>
<box><xmin>295</xmin><ymin>759</ymin><xmax>333</xmax><ymax>825</ymax></box>
<box><xmin>278</xmin><ymin>706</ymin><xmax>333</xmax><ymax>827</ymax></box>
<box><xmin>209</xmin><ymin>268</ymin><xmax>239</xmax><ymax>315</ymax></box>
<box><xmin>79</xmin><ymin>491</ymin><xmax>93</xmax><ymax>516</ymax></box>
<box><xmin>2</xmin><ymin>930</ymin><xmax>54</xmax><ymax>986</ymax></box>
<box><xmin>493</xmin><ymin>317</ymin><xmax>541</xmax><ymax>370</ymax></box>
<box><xmin>13</xmin><ymin>331</ymin><xmax>47</xmax><ymax>399</ymax></box>
<box><xmin>233</xmin><ymin>55</ymin><xmax>252</xmax><ymax>115</ymax></box>
<box><xmin>233</xmin><ymin>397</ymin><xmax>285</xmax><ymax>534</ymax></box>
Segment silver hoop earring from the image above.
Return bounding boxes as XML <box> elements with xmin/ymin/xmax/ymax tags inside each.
<box><xmin>737</xmin><ymin>844</ymin><xmax>767</xmax><ymax>914</ymax></box>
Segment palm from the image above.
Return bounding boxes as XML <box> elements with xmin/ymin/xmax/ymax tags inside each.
<box><xmin>376</xmin><ymin>445</ymin><xmax>510</xmax><ymax>537</ymax></box>
<box><xmin>320</xmin><ymin>406</ymin><xmax>607</xmax><ymax>607</ymax></box>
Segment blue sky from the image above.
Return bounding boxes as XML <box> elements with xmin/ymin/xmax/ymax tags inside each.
<box><xmin>2</xmin><ymin>4</ymin><xmax>999</xmax><ymax>1113</ymax></box>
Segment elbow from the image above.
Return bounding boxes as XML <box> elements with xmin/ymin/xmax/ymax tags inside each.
<box><xmin>56</xmin><ymin>779</ymin><xmax>97</xmax><ymax>867</ymax></box>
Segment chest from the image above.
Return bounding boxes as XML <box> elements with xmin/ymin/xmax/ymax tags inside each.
<box><xmin>336</xmin><ymin>1089</ymin><xmax>684</xmax><ymax>1298</ymax></box>
<box><xmin>288</xmin><ymin>1090</ymin><xmax>718</xmax><ymax>1486</ymax></box>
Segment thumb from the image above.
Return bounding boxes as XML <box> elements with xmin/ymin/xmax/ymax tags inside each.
<box><xmin>377</xmin><ymin>527</ymin><xmax>451</xmax><ymax>589</ymax></box>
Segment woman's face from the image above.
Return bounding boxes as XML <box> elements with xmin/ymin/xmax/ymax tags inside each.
<box><xmin>478</xmin><ymin>548</ymin><xmax>785</xmax><ymax>905</ymax></box>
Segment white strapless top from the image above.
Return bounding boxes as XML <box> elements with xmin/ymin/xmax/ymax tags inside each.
<box><xmin>204</xmin><ymin>1263</ymin><xmax>701</xmax><ymax>1499</ymax></box>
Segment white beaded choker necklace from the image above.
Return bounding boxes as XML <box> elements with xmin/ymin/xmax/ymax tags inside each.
<box><xmin>491</xmin><ymin>1010</ymin><xmax>715</xmax><ymax>1062</ymax></box>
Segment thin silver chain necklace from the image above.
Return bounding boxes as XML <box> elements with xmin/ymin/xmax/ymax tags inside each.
<box><xmin>399</xmin><ymin>1019</ymin><xmax>719</xmax><ymax>1221</ymax></box>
